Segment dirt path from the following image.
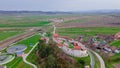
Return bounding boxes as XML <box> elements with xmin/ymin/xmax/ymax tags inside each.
<box><xmin>0</xmin><ymin>31</ymin><xmax>35</xmax><ymax>51</ymax></box>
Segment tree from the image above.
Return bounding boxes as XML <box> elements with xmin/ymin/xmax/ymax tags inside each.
<box><xmin>46</xmin><ymin>55</ymin><xmax>57</xmax><ymax>68</ymax></box>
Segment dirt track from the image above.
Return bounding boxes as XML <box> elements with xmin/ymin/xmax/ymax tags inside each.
<box><xmin>0</xmin><ymin>31</ymin><xmax>35</xmax><ymax>51</ymax></box>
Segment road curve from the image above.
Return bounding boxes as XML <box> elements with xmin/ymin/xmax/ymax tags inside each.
<box><xmin>87</xmin><ymin>49</ymin><xmax>95</xmax><ymax>68</ymax></box>
<box><xmin>23</xmin><ymin>43</ymin><xmax>38</xmax><ymax>68</ymax></box>
<box><xmin>90</xmin><ymin>50</ymin><xmax>105</xmax><ymax>68</ymax></box>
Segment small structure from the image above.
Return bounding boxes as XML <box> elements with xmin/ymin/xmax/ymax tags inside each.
<box><xmin>114</xmin><ymin>32</ymin><xmax>120</xmax><ymax>40</ymax></box>
<box><xmin>74</xmin><ymin>41</ymin><xmax>78</xmax><ymax>46</ymax></box>
<box><xmin>16</xmin><ymin>52</ymin><xmax>24</xmax><ymax>57</ymax></box>
<box><xmin>57</xmin><ymin>43</ymin><xmax>63</xmax><ymax>47</ymax></box>
<box><xmin>54</xmin><ymin>33</ymin><xmax>58</xmax><ymax>38</ymax></box>
<box><xmin>74</xmin><ymin>46</ymin><xmax>81</xmax><ymax>50</ymax></box>
<box><xmin>114</xmin><ymin>49</ymin><xmax>120</xmax><ymax>53</ymax></box>
<box><xmin>103</xmin><ymin>47</ymin><xmax>112</xmax><ymax>52</ymax></box>
<box><xmin>85</xmin><ymin>65</ymin><xmax>90</xmax><ymax>68</ymax></box>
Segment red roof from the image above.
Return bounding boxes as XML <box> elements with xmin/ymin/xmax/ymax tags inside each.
<box><xmin>59</xmin><ymin>36</ymin><xmax>73</xmax><ymax>40</ymax></box>
<box><xmin>74</xmin><ymin>42</ymin><xmax>78</xmax><ymax>46</ymax></box>
<box><xmin>57</xmin><ymin>43</ymin><xmax>63</xmax><ymax>46</ymax></box>
<box><xmin>54</xmin><ymin>33</ymin><xmax>58</xmax><ymax>38</ymax></box>
<box><xmin>74</xmin><ymin>46</ymin><xmax>81</xmax><ymax>50</ymax></box>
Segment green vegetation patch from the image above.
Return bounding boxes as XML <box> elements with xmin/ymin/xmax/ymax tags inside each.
<box><xmin>57</xmin><ymin>27</ymin><xmax>120</xmax><ymax>38</ymax></box>
<box><xmin>6</xmin><ymin>34</ymin><xmax>40</xmax><ymax>68</ymax></box>
<box><xmin>110</xmin><ymin>40</ymin><xmax>120</xmax><ymax>47</ymax></box>
<box><xmin>0</xmin><ymin>30</ymin><xmax>23</xmax><ymax>41</ymax></box>
<box><xmin>6</xmin><ymin>57</ymin><xmax>33</xmax><ymax>68</ymax></box>
<box><xmin>64</xmin><ymin>19</ymin><xmax>86</xmax><ymax>23</ymax></box>
<box><xmin>74</xmin><ymin>56</ymin><xmax>90</xmax><ymax>66</ymax></box>
<box><xmin>15</xmin><ymin>34</ymin><xmax>40</xmax><ymax>53</ymax></box>
<box><xmin>0</xmin><ymin>21</ymin><xmax>50</xmax><ymax>27</ymax></box>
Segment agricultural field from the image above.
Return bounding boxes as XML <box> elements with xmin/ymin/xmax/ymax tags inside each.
<box><xmin>0</xmin><ymin>15</ymin><xmax>51</xmax><ymax>27</ymax></box>
<box><xmin>0</xmin><ymin>29</ymin><xmax>23</xmax><ymax>41</ymax></box>
<box><xmin>57</xmin><ymin>27</ymin><xmax>120</xmax><ymax>38</ymax></box>
<box><xmin>0</xmin><ymin>15</ymin><xmax>79</xmax><ymax>27</ymax></box>
<box><xmin>57</xmin><ymin>15</ymin><xmax>120</xmax><ymax>28</ymax></box>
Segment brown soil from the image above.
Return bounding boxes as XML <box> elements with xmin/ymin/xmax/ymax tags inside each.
<box><xmin>56</xmin><ymin>15</ymin><xmax>120</xmax><ymax>28</ymax></box>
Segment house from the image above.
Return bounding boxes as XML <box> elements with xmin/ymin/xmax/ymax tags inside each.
<box><xmin>54</xmin><ymin>33</ymin><xmax>59</xmax><ymax>38</ymax></box>
<box><xmin>113</xmin><ymin>49</ymin><xmax>120</xmax><ymax>53</ymax></box>
<box><xmin>114</xmin><ymin>32</ymin><xmax>120</xmax><ymax>40</ymax></box>
<box><xmin>103</xmin><ymin>47</ymin><xmax>112</xmax><ymax>52</ymax></box>
<box><xmin>16</xmin><ymin>51</ymin><xmax>24</xmax><ymax>57</ymax></box>
<box><xmin>74</xmin><ymin>46</ymin><xmax>81</xmax><ymax>50</ymax></box>
<box><xmin>85</xmin><ymin>65</ymin><xmax>90</xmax><ymax>68</ymax></box>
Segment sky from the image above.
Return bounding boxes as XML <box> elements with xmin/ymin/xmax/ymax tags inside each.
<box><xmin>0</xmin><ymin>0</ymin><xmax>120</xmax><ymax>11</ymax></box>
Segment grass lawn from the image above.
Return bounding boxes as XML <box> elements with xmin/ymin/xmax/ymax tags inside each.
<box><xmin>0</xmin><ymin>30</ymin><xmax>23</xmax><ymax>41</ymax></box>
<box><xmin>26</xmin><ymin>45</ymin><xmax>40</xmax><ymax>68</ymax></box>
<box><xmin>110</xmin><ymin>40</ymin><xmax>120</xmax><ymax>47</ymax></box>
<box><xmin>6</xmin><ymin>57</ymin><xmax>33</xmax><ymax>68</ymax></box>
<box><xmin>15</xmin><ymin>34</ymin><xmax>40</xmax><ymax>53</ymax></box>
<box><xmin>57</xmin><ymin>27</ymin><xmax>120</xmax><ymax>38</ymax></box>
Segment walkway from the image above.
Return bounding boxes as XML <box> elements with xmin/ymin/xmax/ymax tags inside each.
<box><xmin>23</xmin><ymin>43</ymin><xmax>38</xmax><ymax>68</ymax></box>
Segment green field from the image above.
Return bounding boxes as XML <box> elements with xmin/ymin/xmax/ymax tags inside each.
<box><xmin>0</xmin><ymin>21</ymin><xmax>50</xmax><ymax>27</ymax></box>
<box><xmin>6</xmin><ymin>34</ymin><xmax>40</xmax><ymax>68</ymax></box>
<box><xmin>0</xmin><ymin>15</ymin><xmax>78</xmax><ymax>27</ymax></box>
<box><xmin>110</xmin><ymin>40</ymin><xmax>120</xmax><ymax>47</ymax></box>
<box><xmin>57</xmin><ymin>27</ymin><xmax>120</xmax><ymax>38</ymax></box>
<box><xmin>64</xmin><ymin>19</ymin><xmax>85</xmax><ymax>23</ymax></box>
<box><xmin>0</xmin><ymin>30</ymin><xmax>23</xmax><ymax>41</ymax></box>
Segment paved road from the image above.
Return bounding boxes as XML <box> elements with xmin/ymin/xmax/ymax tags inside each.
<box><xmin>23</xmin><ymin>43</ymin><xmax>38</xmax><ymax>68</ymax></box>
<box><xmin>87</xmin><ymin>49</ymin><xmax>95</xmax><ymax>68</ymax></box>
<box><xmin>90</xmin><ymin>50</ymin><xmax>105</xmax><ymax>68</ymax></box>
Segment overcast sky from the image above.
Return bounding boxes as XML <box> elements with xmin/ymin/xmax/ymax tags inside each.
<box><xmin>0</xmin><ymin>0</ymin><xmax>120</xmax><ymax>11</ymax></box>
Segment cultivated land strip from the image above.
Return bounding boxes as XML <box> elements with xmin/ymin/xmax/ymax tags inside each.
<box><xmin>0</xmin><ymin>31</ymin><xmax>35</xmax><ymax>51</ymax></box>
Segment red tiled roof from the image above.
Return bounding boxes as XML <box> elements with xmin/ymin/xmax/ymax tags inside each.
<box><xmin>74</xmin><ymin>46</ymin><xmax>81</xmax><ymax>50</ymax></box>
<box><xmin>57</xmin><ymin>43</ymin><xmax>63</xmax><ymax>46</ymax></box>
<box><xmin>54</xmin><ymin>33</ymin><xmax>58</xmax><ymax>38</ymax></box>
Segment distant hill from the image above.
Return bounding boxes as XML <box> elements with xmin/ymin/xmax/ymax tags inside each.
<box><xmin>0</xmin><ymin>10</ymin><xmax>120</xmax><ymax>15</ymax></box>
<box><xmin>0</xmin><ymin>10</ymin><xmax>72</xmax><ymax>15</ymax></box>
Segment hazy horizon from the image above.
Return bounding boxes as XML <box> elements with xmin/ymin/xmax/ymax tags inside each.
<box><xmin>0</xmin><ymin>0</ymin><xmax>120</xmax><ymax>11</ymax></box>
